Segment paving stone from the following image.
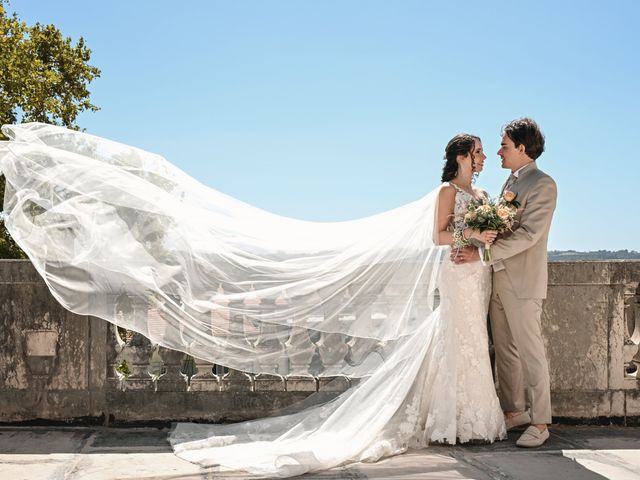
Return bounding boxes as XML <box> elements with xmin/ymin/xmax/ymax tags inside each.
<box><xmin>87</xmin><ymin>428</ymin><xmax>170</xmax><ymax>450</ymax></box>
<box><xmin>561</xmin><ymin>450</ymin><xmax>640</xmax><ymax>480</ymax></box>
<box><xmin>335</xmin><ymin>450</ymin><xmax>494</xmax><ymax>480</ymax></box>
<box><xmin>67</xmin><ymin>452</ymin><xmax>204</xmax><ymax>480</ymax></box>
<box><xmin>0</xmin><ymin>428</ymin><xmax>90</xmax><ymax>454</ymax></box>
<box><xmin>0</xmin><ymin>453</ymin><xmax>75</xmax><ymax>480</ymax></box>
<box><xmin>0</xmin><ymin>426</ymin><xmax>638</xmax><ymax>480</ymax></box>
<box><xmin>467</xmin><ymin>451</ymin><xmax>610</xmax><ymax>480</ymax></box>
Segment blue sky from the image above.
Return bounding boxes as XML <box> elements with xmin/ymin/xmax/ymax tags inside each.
<box><xmin>9</xmin><ymin>1</ymin><xmax>640</xmax><ymax>251</ymax></box>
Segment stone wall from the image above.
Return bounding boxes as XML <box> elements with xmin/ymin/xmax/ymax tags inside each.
<box><xmin>545</xmin><ymin>261</ymin><xmax>639</xmax><ymax>423</ymax></box>
<box><xmin>0</xmin><ymin>260</ymin><xmax>638</xmax><ymax>425</ymax></box>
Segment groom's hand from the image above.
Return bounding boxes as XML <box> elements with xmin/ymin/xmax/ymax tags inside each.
<box><xmin>451</xmin><ymin>246</ymin><xmax>480</xmax><ymax>264</ymax></box>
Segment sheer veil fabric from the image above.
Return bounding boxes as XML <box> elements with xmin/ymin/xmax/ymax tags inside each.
<box><xmin>0</xmin><ymin>123</ymin><xmax>503</xmax><ymax>477</ymax></box>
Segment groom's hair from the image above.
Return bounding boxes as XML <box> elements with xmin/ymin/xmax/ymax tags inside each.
<box><xmin>503</xmin><ymin>118</ymin><xmax>545</xmax><ymax>160</ymax></box>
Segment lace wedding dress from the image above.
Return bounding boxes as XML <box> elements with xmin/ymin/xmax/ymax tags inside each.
<box><xmin>170</xmin><ymin>184</ymin><xmax>506</xmax><ymax>477</ymax></box>
<box><xmin>437</xmin><ymin>183</ymin><xmax>506</xmax><ymax>443</ymax></box>
<box><xmin>0</xmin><ymin>123</ymin><xmax>505</xmax><ymax>478</ymax></box>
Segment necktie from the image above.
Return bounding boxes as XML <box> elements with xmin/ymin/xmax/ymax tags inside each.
<box><xmin>502</xmin><ymin>174</ymin><xmax>517</xmax><ymax>193</ymax></box>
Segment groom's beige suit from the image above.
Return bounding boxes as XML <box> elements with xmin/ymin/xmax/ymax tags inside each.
<box><xmin>489</xmin><ymin>162</ymin><xmax>557</xmax><ymax>425</ymax></box>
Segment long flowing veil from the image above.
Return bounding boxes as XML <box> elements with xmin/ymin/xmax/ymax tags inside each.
<box><xmin>0</xmin><ymin>123</ymin><xmax>453</xmax><ymax>477</ymax></box>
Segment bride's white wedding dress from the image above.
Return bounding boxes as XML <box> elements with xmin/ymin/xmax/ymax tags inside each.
<box><xmin>0</xmin><ymin>123</ymin><xmax>505</xmax><ymax>478</ymax></box>
<box><xmin>438</xmin><ymin>184</ymin><xmax>506</xmax><ymax>443</ymax></box>
<box><xmin>171</xmin><ymin>184</ymin><xmax>506</xmax><ymax>477</ymax></box>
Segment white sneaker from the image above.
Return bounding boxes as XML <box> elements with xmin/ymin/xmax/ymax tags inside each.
<box><xmin>516</xmin><ymin>426</ymin><xmax>549</xmax><ymax>448</ymax></box>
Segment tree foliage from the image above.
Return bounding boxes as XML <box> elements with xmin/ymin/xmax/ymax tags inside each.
<box><xmin>0</xmin><ymin>0</ymin><xmax>100</xmax><ymax>258</ymax></box>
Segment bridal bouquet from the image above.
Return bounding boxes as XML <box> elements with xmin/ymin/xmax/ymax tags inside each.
<box><xmin>463</xmin><ymin>191</ymin><xmax>519</xmax><ymax>262</ymax></box>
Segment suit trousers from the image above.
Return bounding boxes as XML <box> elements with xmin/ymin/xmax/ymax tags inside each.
<box><xmin>489</xmin><ymin>269</ymin><xmax>552</xmax><ymax>424</ymax></box>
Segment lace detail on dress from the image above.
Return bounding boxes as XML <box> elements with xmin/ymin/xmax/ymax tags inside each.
<box><xmin>398</xmin><ymin>395</ymin><xmax>421</xmax><ymax>437</ymax></box>
<box><xmin>448</xmin><ymin>183</ymin><xmax>474</xmax><ymax>233</ymax></box>
<box><xmin>431</xmin><ymin>184</ymin><xmax>506</xmax><ymax>444</ymax></box>
<box><xmin>447</xmin><ymin>183</ymin><xmax>489</xmax><ymax>234</ymax></box>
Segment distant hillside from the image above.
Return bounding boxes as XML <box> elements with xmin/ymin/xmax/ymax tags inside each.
<box><xmin>548</xmin><ymin>249</ymin><xmax>640</xmax><ymax>261</ymax></box>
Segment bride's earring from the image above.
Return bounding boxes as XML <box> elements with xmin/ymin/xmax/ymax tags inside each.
<box><xmin>470</xmin><ymin>158</ymin><xmax>478</xmax><ymax>184</ymax></box>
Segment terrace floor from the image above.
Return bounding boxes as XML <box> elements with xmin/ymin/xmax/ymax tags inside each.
<box><xmin>0</xmin><ymin>424</ymin><xmax>638</xmax><ymax>479</ymax></box>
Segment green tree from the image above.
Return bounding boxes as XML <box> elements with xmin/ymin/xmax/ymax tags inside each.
<box><xmin>0</xmin><ymin>0</ymin><xmax>100</xmax><ymax>258</ymax></box>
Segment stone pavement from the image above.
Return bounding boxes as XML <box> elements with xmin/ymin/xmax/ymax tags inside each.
<box><xmin>0</xmin><ymin>425</ymin><xmax>638</xmax><ymax>480</ymax></box>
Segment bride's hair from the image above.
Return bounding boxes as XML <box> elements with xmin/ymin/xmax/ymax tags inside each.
<box><xmin>441</xmin><ymin>133</ymin><xmax>476</xmax><ymax>183</ymax></box>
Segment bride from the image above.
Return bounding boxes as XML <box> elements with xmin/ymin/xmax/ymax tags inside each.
<box><xmin>0</xmin><ymin>124</ymin><xmax>505</xmax><ymax>478</ymax></box>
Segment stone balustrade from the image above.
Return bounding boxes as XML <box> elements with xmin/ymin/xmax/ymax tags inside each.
<box><xmin>0</xmin><ymin>260</ymin><xmax>638</xmax><ymax>425</ymax></box>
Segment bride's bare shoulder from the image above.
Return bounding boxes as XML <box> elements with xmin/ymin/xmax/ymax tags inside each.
<box><xmin>438</xmin><ymin>183</ymin><xmax>457</xmax><ymax>199</ymax></box>
<box><xmin>438</xmin><ymin>184</ymin><xmax>457</xmax><ymax>213</ymax></box>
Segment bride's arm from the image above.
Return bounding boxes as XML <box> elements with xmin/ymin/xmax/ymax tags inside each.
<box><xmin>436</xmin><ymin>186</ymin><xmax>457</xmax><ymax>245</ymax></box>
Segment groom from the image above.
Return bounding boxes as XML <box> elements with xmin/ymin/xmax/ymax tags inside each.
<box><xmin>454</xmin><ymin>117</ymin><xmax>557</xmax><ymax>447</ymax></box>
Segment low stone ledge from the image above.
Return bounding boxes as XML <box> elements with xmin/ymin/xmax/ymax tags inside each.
<box><xmin>1</xmin><ymin>259</ymin><xmax>639</xmax><ymax>424</ymax></box>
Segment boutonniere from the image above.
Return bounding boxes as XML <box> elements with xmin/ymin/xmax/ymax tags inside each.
<box><xmin>501</xmin><ymin>190</ymin><xmax>520</xmax><ymax>208</ymax></box>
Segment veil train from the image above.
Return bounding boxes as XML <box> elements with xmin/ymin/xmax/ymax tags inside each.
<box><xmin>0</xmin><ymin>123</ymin><xmax>455</xmax><ymax>477</ymax></box>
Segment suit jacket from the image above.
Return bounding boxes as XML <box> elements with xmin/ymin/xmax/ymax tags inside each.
<box><xmin>490</xmin><ymin>162</ymin><xmax>557</xmax><ymax>299</ymax></box>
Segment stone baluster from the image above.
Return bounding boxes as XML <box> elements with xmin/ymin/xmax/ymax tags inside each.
<box><xmin>188</xmin><ymin>358</ymin><xmax>219</xmax><ymax>391</ymax></box>
<box><xmin>114</xmin><ymin>289</ymin><xmax>137</xmax><ymax>348</ymax></box>
<box><xmin>111</xmin><ymin>320</ymin><xmax>154</xmax><ymax>391</ymax></box>
<box><xmin>219</xmin><ymin>367</ymin><xmax>254</xmax><ymax>392</ymax></box>
<box><xmin>147</xmin><ymin>345</ymin><xmax>167</xmax><ymax>392</ymax></box>
<box><xmin>345</xmin><ymin>336</ymin><xmax>385</xmax><ymax>371</ymax></box>
<box><xmin>370</xmin><ymin>297</ymin><xmax>389</xmax><ymax>332</ymax></box>
<box><xmin>211</xmin><ymin>283</ymin><xmax>230</xmax><ymax>337</ymax></box>
<box><xmin>254</xmin><ymin>290</ymin><xmax>288</xmax><ymax>391</ymax></box>
<box><xmin>316</xmin><ymin>332</ymin><xmax>349</xmax><ymax>376</ymax></box>
<box><xmin>179</xmin><ymin>354</ymin><xmax>198</xmax><ymax>390</ymax></box>
<box><xmin>217</xmin><ymin>288</ymin><xmax>259</xmax><ymax>392</ymax></box>
<box><xmin>243</xmin><ymin>284</ymin><xmax>261</xmax><ymax>376</ymax></box>
<box><xmin>624</xmin><ymin>282</ymin><xmax>640</xmax><ymax>379</ymax></box>
<box><xmin>335</xmin><ymin>286</ymin><xmax>356</xmax><ymax>326</ymax></box>
<box><xmin>212</xmin><ymin>363</ymin><xmax>229</xmax><ymax>380</ymax></box>
<box><xmin>284</xmin><ymin>325</ymin><xmax>317</xmax><ymax>391</ymax></box>
<box><xmin>273</xmin><ymin>290</ymin><xmax>294</xmax><ymax>377</ymax></box>
<box><xmin>146</xmin><ymin>303</ymin><xmax>167</xmax><ymax>346</ymax></box>
<box><xmin>114</xmin><ymin>288</ymin><xmax>134</xmax><ymax>327</ymax></box>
